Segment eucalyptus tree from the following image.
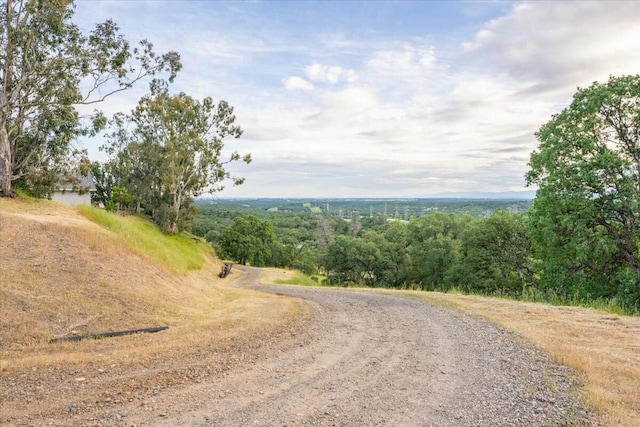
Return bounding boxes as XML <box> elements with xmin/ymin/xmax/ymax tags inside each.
<box><xmin>0</xmin><ymin>0</ymin><xmax>180</xmax><ymax>197</ymax></box>
<box><xmin>106</xmin><ymin>86</ymin><xmax>250</xmax><ymax>233</ymax></box>
<box><xmin>526</xmin><ymin>75</ymin><xmax>640</xmax><ymax>308</ymax></box>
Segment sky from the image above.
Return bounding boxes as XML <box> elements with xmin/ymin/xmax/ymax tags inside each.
<box><xmin>73</xmin><ymin>1</ymin><xmax>640</xmax><ymax>198</ymax></box>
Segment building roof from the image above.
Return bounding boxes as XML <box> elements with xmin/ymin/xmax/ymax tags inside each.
<box><xmin>55</xmin><ymin>173</ymin><xmax>96</xmax><ymax>192</ymax></box>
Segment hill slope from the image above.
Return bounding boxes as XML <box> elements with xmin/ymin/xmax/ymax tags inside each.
<box><xmin>0</xmin><ymin>198</ymin><xmax>308</xmax><ymax>423</ymax></box>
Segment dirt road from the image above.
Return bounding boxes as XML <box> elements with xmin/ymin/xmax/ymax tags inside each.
<box><xmin>119</xmin><ymin>267</ymin><xmax>594</xmax><ymax>426</ymax></box>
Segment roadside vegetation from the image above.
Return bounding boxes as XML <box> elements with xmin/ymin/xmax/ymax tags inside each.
<box><xmin>77</xmin><ymin>205</ymin><xmax>210</xmax><ymax>275</ymax></box>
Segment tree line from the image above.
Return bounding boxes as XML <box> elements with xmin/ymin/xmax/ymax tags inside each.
<box><xmin>196</xmin><ymin>75</ymin><xmax>640</xmax><ymax>313</ymax></box>
<box><xmin>195</xmin><ymin>209</ymin><xmax>530</xmax><ymax>293</ymax></box>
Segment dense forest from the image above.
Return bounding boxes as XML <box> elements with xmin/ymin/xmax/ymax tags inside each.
<box><xmin>191</xmin><ymin>195</ymin><xmax>638</xmax><ymax>314</ymax></box>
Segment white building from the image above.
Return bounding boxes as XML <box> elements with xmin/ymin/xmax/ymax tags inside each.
<box><xmin>51</xmin><ymin>174</ymin><xmax>96</xmax><ymax>206</ymax></box>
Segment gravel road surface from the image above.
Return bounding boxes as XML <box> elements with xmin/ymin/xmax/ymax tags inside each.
<box><xmin>120</xmin><ymin>267</ymin><xmax>594</xmax><ymax>426</ymax></box>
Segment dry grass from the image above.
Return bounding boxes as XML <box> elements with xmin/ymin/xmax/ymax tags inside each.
<box><xmin>2</xmin><ymin>198</ymin><xmax>637</xmax><ymax>425</ymax></box>
<box><xmin>260</xmin><ymin>267</ymin><xmax>297</xmax><ymax>285</ymax></box>
<box><xmin>0</xmin><ymin>198</ymin><xmax>303</xmax><ymax>374</ymax></box>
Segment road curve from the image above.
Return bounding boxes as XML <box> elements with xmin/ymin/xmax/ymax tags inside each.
<box><xmin>127</xmin><ymin>267</ymin><xmax>594</xmax><ymax>426</ymax></box>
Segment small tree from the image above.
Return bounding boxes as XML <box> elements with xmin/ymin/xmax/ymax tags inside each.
<box><xmin>110</xmin><ymin>186</ymin><xmax>131</xmax><ymax>212</ymax></box>
<box><xmin>216</xmin><ymin>215</ymin><xmax>274</xmax><ymax>265</ymax></box>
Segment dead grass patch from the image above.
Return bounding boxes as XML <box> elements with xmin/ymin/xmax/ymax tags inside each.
<box><xmin>0</xmin><ymin>199</ymin><xmax>302</xmax><ymax>375</ymax></box>
<box><xmin>259</xmin><ymin>267</ymin><xmax>297</xmax><ymax>285</ymax></box>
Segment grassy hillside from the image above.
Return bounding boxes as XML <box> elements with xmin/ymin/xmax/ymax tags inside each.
<box><xmin>77</xmin><ymin>206</ymin><xmax>210</xmax><ymax>274</ymax></box>
<box><xmin>0</xmin><ymin>197</ymin><xmax>305</xmax><ymax>373</ymax></box>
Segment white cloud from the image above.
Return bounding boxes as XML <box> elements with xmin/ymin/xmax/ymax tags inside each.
<box><xmin>461</xmin><ymin>1</ymin><xmax>640</xmax><ymax>91</ymax></box>
<box><xmin>283</xmin><ymin>76</ymin><xmax>314</xmax><ymax>91</ymax></box>
<box><xmin>304</xmin><ymin>63</ymin><xmax>358</xmax><ymax>85</ymax></box>
<box><xmin>366</xmin><ymin>44</ymin><xmax>437</xmax><ymax>75</ymax></box>
<box><xmin>72</xmin><ymin>1</ymin><xmax>640</xmax><ymax>197</ymax></box>
<box><xmin>324</xmin><ymin>87</ymin><xmax>377</xmax><ymax>113</ymax></box>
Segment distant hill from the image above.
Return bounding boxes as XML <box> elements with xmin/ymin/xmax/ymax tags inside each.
<box><xmin>195</xmin><ymin>196</ymin><xmax>532</xmax><ymax>217</ymax></box>
<box><xmin>429</xmin><ymin>190</ymin><xmax>536</xmax><ymax>200</ymax></box>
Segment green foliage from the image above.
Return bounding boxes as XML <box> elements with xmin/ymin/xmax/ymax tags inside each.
<box><xmin>215</xmin><ymin>215</ymin><xmax>275</xmax><ymax>266</ymax></box>
<box><xmin>192</xmin><ymin>196</ymin><xmax>638</xmax><ymax>314</ymax></box>
<box><xmin>361</xmin><ymin>227</ymin><xmax>410</xmax><ymax>288</ymax></box>
<box><xmin>101</xmin><ymin>88</ymin><xmax>249</xmax><ymax>233</ymax></box>
<box><xmin>0</xmin><ymin>0</ymin><xmax>180</xmax><ymax>197</ymax></box>
<box><xmin>77</xmin><ymin>205</ymin><xmax>207</xmax><ymax>274</ymax></box>
<box><xmin>90</xmin><ymin>161</ymin><xmax>115</xmax><ymax>207</ymax></box>
<box><xmin>325</xmin><ymin>235</ymin><xmax>382</xmax><ymax>286</ymax></box>
<box><xmin>110</xmin><ymin>186</ymin><xmax>131</xmax><ymax>212</ymax></box>
<box><xmin>449</xmin><ymin>210</ymin><xmax>533</xmax><ymax>296</ymax></box>
<box><xmin>526</xmin><ymin>74</ymin><xmax>640</xmax><ymax>310</ymax></box>
<box><xmin>405</xmin><ymin>213</ymin><xmax>467</xmax><ymax>291</ymax></box>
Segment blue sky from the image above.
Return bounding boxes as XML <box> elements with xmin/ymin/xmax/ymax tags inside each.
<box><xmin>74</xmin><ymin>1</ymin><xmax>640</xmax><ymax>198</ymax></box>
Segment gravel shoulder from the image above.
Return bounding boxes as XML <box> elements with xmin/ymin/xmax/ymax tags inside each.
<box><xmin>119</xmin><ymin>267</ymin><xmax>594</xmax><ymax>426</ymax></box>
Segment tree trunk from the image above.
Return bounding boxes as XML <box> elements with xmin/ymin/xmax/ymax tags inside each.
<box><xmin>1</xmin><ymin>1</ymin><xmax>14</xmax><ymax>197</ymax></box>
<box><xmin>0</xmin><ymin>122</ymin><xmax>13</xmax><ymax>197</ymax></box>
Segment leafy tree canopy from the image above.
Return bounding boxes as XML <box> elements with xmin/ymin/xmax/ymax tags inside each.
<box><xmin>215</xmin><ymin>215</ymin><xmax>274</xmax><ymax>266</ymax></box>
<box><xmin>103</xmin><ymin>86</ymin><xmax>249</xmax><ymax>233</ymax></box>
<box><xmin>526</xmin><ymin>74</ymin><xmax>640</xmax><ymax>309</ymax></box>
<box><xmin>0</xmin><ymin>0</ymin><xmax>180</xmax><ymax>197</ymax></box>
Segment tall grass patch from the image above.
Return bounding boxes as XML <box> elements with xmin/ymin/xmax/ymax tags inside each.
<box><xmin>77</xmin><ymin>206</ymin><xmax>209</xmax><ymax>274</ymax></box>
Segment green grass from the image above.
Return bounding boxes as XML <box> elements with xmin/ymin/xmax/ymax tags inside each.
<box><xmin>274</xmin><ymin>271</ymin><xmax>323</xmax><ymax>287</ymax></box>
<box><xmin>518</xmin><ymin>287</ymin><xmax>639</xmax><ymax>316</ymax></box>
<box><xmin>77</xmin><ymin>206</ymin><xmax>212</xmax><ymax>274</ymax></box>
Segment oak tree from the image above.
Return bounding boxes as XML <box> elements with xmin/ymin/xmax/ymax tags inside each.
<box><xmin>526</xmin><ymin>75</ymin><xmax>640</xmax><ymax>308</ymax></box>
<box><xmin>216</xmin><ymin>215</ymin><xmax>274</xmax><ymax>266</ymax></box>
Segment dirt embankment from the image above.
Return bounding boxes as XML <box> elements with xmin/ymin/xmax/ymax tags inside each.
<box><xmin>0</xmin><ymin>201</ymin><xmax>305</xmax><ymax>425</ymax></box>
